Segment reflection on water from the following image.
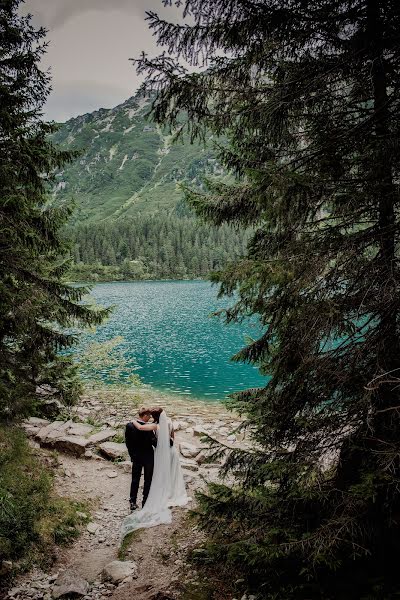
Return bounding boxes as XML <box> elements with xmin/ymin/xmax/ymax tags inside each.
<box><xmin>81</xmin><ymin>280</ymin><xmax>266</xmax><ymax>401</ymax></box>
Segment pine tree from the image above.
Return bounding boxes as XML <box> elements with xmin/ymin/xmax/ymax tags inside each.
<box><xmin>0</xmin><ymin>0</ymin><xmax>107</xmax><ymax>420</ymax></box>
<box><xmin>138</xmin><ymin>1</ymin><xmax>400</xmax><ymax>597</ymax></box>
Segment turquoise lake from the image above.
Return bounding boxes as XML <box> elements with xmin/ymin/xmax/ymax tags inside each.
<box><xmin>83</xmin><ymin>280</ymin><xmax>266</xmax><ymax>401</ymax></box>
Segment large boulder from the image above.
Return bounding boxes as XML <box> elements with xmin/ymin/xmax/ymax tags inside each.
<box><xmin>67</xmin><ymin>423</ymin><xmax>93</xmax><ymax>437</ymax></box>
<box><xmin>87</xmin><ymin>429</ymin><xmax>117</xmax><ymax>445</ymax></box>
<box><xmin>102</xmin><ymin>560</ymin><xmax>138</xmax><ymax>584</ymax></box>
<box><xmin>99</xmin><ymin>442</ymin><xmax>128</xmax><ymax>460</ymax></box>
<box><xmin>36</xmin><ymin>420</ymin><xmax>73</xmax><ymax>444</ymax></box>
<box><xmin>52</xmin><ymin>571</ymin><xmax>89</xmax><ymax>599</ymax></box>
<box><xmin>53</xmin><ymin>436</ymin><xmax>91</xmax><ymax>456</ymax></box>
<box><xmin>179</xmin><ymin>442</ymin><xmax>201</xmax><ymax>459</ymax></box>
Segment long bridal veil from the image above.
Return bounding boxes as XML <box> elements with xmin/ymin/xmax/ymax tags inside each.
<box><xmin>121</xmin><ymin>410</ymin><xmax>188</xmax><ymax>538</ymax></box>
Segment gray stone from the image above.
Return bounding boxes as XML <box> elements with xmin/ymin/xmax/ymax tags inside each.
<box><xmin>25</xmin><ymin>417</ymin><xmax>50</xmax><ymax>427</ymax></box>
<box><xmin>36</xmin><ymin>421</ymin><xmax>64</xmax><ymax>443</ymax></box>
<box><xmin>119</xmin><ymin>460</ymin><xmax>132</xmax><ymax>473</ymax></box>
<box><xmin>102</xmin><ymin>560</ymin><xmax>138</xmax><ymax>584</ymax></box>
<box><xmin>87</xmin><ymin>522</ymin><xmax>99</xmax><ymax>534</ymax></box>
<box><xmin>218</xmin><ymin>427</ymin><xmax>230</xmax><ymax>436</ymax></box>
<box><xmin>53</xmin><ymin>436</ymin><xmax>90</xmax><ymax>456</ymax></box>
<box><xmin>8</xmin><ymin>586</ymin><xmax>23</xmax><ymax>597</ymax></box>
<box><xmin>182</xmin><ymin>472</ymin><xmax>196</xmax><ymax>484</ymax></box>
<box><xmin>67</xmin><ymin>424</ymin><xmax>93</xmax><ymax>437</ymax></box>
<box><xmin>52</xmin><ymin>571</ymin><xmax>89</xmax><ymax>598</ymax></box>
<box><xmin>193</xmin><ymin>426</ymin><xmax>209</xmax><ymax>438</ymax></box>
<box><xmin>227</xmin><ymin>434</ymin><xmax>237</xmax><ymax>443</ymax></box>
<box><xmin>179</xmin><ymin>442</ymin><xmax>201</xmax><ymax>458</ymax></box>
<box><xmin>99</xmin><ymin>442</ymin><xmax>128</xmax><ymax>460</ymax></box>
<box><xmin>180</xmin><ymin>459</ymin><xmax>199</xmax><ymax>472</ymax></box>
<box><xmin>195</xmin><ymin>451</ymin><xmax>209</xmax><ymax>465</ymax></box>
<box><xmin>106</xmin><ymin>470</ymin><xmax>118</xmax><ymax>478</ymax></box>
<box><xmin>87</xmin><ymin>429</ymin><xmax>117</xmax><ymax>445</ymax></box>
<box><xmin>36</xmin><ymin>420</ymin><xmax>74</xmax><ymax>444</ymax></box>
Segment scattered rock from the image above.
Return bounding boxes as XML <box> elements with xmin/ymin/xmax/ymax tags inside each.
<box><xmin>99</xmin><ymin>442</ymin><xmax>128</xmax><ymax>460</ymax></box>
<box><xmin>182</xmin><ymin>472</ymin><xmax>196</xmax><ymax>484</ymax></box>
<box><xmin>107</xmin><ymin>470</ymin><xmax>119</xmax><ymax>478</ymax></box>
<box><xmin>119</xmin><ymin>460</ymin><xmax>132</xmax><ymax>473</ymax></box>
<box><xmin>52</xmin><ymin>571</ymin><xmax>89</xmax><ymax>599</ymax></box>
<box><xmin>8</xmin><ymin>586</ymin><xmax>23</xmax><ymax>597</ymax></box>
<box><xmin>227</xmin><ymin>434</ymin><xmax>237</xmax><ymax>443</ymax></box>
<box><xmin>87</xmin><ymin>522</ymin><xmax>99</xmax><ymax>534</ymax></box>
<box><xmin>87</xmin><ymin>429</ymin><xmax>117</xmax><ymax>445</ymax></box>
<box><xmin>25</xmin><ymin>417</ymin><xmax>50</xmax><ymax>427</ymax></box>
<box><xmin>76</xmin><ymin>512</ymin><xmax>88</xmax><ymax>520</ymax></box>
<box><xmin>179</xmin><ymin>442</ymin><xmax>201</xmax><ymax>458</ymax></box>
<box><xmin>84</xmin><ymin>450</ymin><xmax>93</xmax><ymax>459</ymax></box>
<box><xmin>180</xmin><ymin>459</ymin><xmax>199</xmax><ymax>472</ymax></box>
<box><xmin>0</xmin><ymin>560</ymin><xmax>13</xmax><ymax>576</ymax></box>
<box><xmin>102</xmin><ymin>560</ymin><xmax>138</xmax><ymax>584</ymax></box>
<box><xmin>195</xmin><ymin>451</ymin><xmax>209</xmax><ymax>465</ymax></box>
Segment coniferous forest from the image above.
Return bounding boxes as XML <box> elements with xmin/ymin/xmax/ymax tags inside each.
<box><xmin>139</xmin><ymin>0</ymin><xmax>400</xmax><ymax>597</ymax></box>
<box><xmin>2</xmin><ymin>0</ymin><xmax>400</xmax><ymax>598</ymax></box>
<box><xmin>68</xmin><ymin>215</ymin><xmax>249</xmax><ymax>281</ymax></box>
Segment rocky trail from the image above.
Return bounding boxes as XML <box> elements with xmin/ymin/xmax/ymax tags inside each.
<box><xmin>7</xmin><ymin>389</ymin><xmax>250</xmax><ymax>600</ymax></box>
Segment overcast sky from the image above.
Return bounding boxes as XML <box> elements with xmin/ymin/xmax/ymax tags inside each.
<box><xmin>22</xmin><ymin>0</ymin><xmax>181</xmax><ymax>122</ymax></box>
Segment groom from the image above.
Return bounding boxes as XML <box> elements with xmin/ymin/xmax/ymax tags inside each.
<box><xmin>125</xmin><ymin>407</ymin><xmax>157</xmax><ymax>511</ymax></box>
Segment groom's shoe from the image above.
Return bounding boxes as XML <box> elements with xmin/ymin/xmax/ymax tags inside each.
<box><xmin>129</xmin><ymin>500</ymin><xmax>138</xmax><ymax>512</ymax></box>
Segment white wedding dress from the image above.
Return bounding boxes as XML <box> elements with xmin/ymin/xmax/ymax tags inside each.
<box><xmin>121</xmin><ymin>411</ymin><xmax>189</xmax><ymax>538</ymax></box>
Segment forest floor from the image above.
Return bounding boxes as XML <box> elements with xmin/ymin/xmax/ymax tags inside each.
<box><xmin>6</xmin><ymin>387</ymin><xmax>247</xmax><ymax>600</ymax></box>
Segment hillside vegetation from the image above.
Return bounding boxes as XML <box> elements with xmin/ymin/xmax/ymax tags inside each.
<box><xmin>52</xmin><ymin>94</ymin><xmax>221</xmax><ymax>224</ymax></box>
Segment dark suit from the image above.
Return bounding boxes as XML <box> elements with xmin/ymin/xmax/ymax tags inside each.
<box><xmin>125</xmin><ymin>420</ymin><xmax>157</xmax><ymax>507</ymax></box>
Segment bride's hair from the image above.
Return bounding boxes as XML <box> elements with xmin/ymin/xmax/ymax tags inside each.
<box><xmin>150</xmin><ymin>407</ymin><xmax>163</xmax><ymax>423</ymax></box>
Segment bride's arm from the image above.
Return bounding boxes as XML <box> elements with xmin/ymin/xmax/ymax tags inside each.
<box><xmin>130</xmin><ymin>419</ymin><xmax>158</xmax><ymax>431</ymax></box>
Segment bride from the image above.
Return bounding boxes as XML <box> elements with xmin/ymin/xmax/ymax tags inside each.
<box><xmin>121</xmin><ymin>408</ymin><xmax>189</xmax><ymax>537</ymax></box>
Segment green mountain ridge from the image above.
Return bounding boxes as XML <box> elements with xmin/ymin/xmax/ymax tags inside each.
<box><xmin>52</xmin><ymin>93</ymin><xmax>220</xmax><ymax>223</ymax></box>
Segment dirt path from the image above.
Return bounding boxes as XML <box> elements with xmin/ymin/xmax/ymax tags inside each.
<box><xmin>9</xmin><ymin>389</ymin><xmax>242</xmax><ymax>600</ymax></box>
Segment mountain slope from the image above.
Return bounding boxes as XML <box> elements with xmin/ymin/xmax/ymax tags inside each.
<box><xmin>52</xmin><ymin>94</ymin><xmax>219</xmax><ymax>223</ymax></box>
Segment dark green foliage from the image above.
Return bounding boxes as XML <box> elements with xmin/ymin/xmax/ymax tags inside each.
<box><xmin>0</xmin><ymin>0</ymin><xmax>107</xmax><ymax>420</ymax></box>
<box><xmin>139</xmin><ymin>0</ymin><xmax>400</xmax><ymax>597</ymax></box>
<box><xmin>0</xmin><ymin>426</ymin><xmax>88</xmax><ymax>571</ymax></box>
<box><xmin>68</xmin><ymin>214</ymin><xmax>249</xmax><ymax>281</ymax></box>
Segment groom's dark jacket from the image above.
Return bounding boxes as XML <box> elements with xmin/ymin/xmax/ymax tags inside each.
<box><xmin>125</xmin><ymin>420</ymin><xmax>157</xmax><ymax>462</ymax></box>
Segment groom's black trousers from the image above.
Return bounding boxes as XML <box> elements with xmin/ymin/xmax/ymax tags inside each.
<box><xmin>130</xmin><ymin>454</ymin><xmax>154</xmax><ymax>507</ymax></box>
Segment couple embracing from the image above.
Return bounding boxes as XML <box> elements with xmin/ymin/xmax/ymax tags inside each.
<box><xmin>122</xmin><ymin>406</ymin><xmax>189</xmax><ymax>538</ymax></box>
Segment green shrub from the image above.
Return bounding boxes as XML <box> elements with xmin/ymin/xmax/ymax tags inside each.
<box><xmin>0</xmin><ymin>426</ymin><xmax>87</xmax><ymax>570</ymax></box>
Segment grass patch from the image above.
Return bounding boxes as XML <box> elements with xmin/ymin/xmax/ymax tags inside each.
<box><xmin>0</xmin><ymin>426</ymin><xmax>89</xmax><ymax>579</ymax></box>
<box><xmin>118</xmin><ymin>530</ymin><xmax>141</xmax><ymax>560</ymax></box>
<box><xmin>112</xmin><ymin>433</ymin><xmax>125</xmax><ymax>444</ymax></box>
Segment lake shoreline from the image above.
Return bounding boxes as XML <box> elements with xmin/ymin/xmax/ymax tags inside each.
<box><xmin>68</xmin><ymin>277</ymin><xmax>207</xmax><ymax>285</ymax></box>
<box><xmin>82</xmin><ymin>383</ymin><xmax>230</xmax><ymax>414</ymax></box>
